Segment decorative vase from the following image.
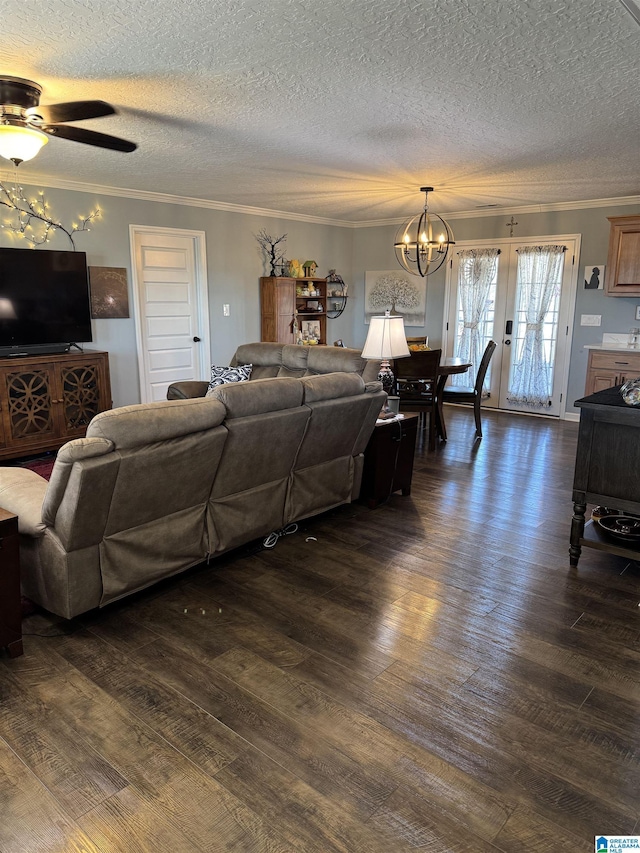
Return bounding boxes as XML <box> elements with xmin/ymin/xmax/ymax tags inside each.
<box><xmin>620</xmin><ymin>377</ymin><xmax>640</xmax><ymax>406</ymax></box>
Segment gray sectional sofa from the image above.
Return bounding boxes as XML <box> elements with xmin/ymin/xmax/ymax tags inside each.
<box><xmin>167</xmin><ymin>341</ymin><xmax>382</xmax><ymax>399</ymax></box>
<box><xmin>0</xmin><ymin>343</ymin><xmax>384</xmax><ymax>619</ymax></box>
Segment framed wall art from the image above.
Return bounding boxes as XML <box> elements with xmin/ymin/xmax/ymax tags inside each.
<box><xmin>89</xmin><ymin>266</ymin><xmax>130</xmax><ymax>318</ymax></box>
<box><xmin>364</xmin><ymin>270</ymin><xmax>426</xmax><ymax>326</ymax></box>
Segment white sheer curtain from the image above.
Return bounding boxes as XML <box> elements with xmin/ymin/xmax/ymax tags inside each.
<box><xmin>507</xmin><ymin>245</ymin><xmax>565</xmax><ymax>407</ymax></box>
<box><xmin>451</xmin><ymin>248</ymin><xmax>500</xmax><ymax>387</ymax></box>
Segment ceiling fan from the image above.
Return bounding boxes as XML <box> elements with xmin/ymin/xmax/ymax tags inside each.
<box><xmin>0</xmin><ymin>75</ymin><xmax>137</xmax><ymax>166</ymax></box>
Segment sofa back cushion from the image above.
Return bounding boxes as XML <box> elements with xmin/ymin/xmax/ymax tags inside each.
<box><xmin>207</xmin><ymin>377</ymin><xmax>310</xmax><ymax>551</ymax></box>
<box><xmin>231</xmin><ymin>342</ymin><xmax>381</xmax><ymax>382</ymax></box>
<box><xmin>231</xmin><ymin>342</ymin><xmax>284</xmax><ymax>380</ymax></box>
<box><xmin>52</xmin><ymin>397</ymin><xmax>229</xmax><ymax>605</ymax></box>
<box><xmin>305</xmin><ymin>346</ymin><xmax>369</xmax><ymax>378</ymax></box>
<box><xmin>208</xmin><ymin>376</ymin><xmax>303</xmax><ymax>417</ymax></box>
<box><xmin>285</xmin><ymin>374</ymin><xmax>385</xmax><ymax>522</ymax></box>
<box><xmin>86</xmin><ymin>397</ymin><xmax>226</xmax><ymax>447</ymax></box>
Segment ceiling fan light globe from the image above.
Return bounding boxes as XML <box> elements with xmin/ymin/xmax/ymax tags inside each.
<box><xmin>0</xmin><ymin>125</ymin><xmax>48</xmax><ymax>163</ymax></box>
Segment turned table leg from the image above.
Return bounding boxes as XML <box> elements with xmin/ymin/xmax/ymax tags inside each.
<box><xmin>569</xmin><ymin>501</ymin><xmax>586</xmax><ymax>567</ymax></box>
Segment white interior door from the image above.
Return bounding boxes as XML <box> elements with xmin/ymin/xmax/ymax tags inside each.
<box><xmin>444</xmin><ymin>234</ymin><xmax>580</xmax><ymax>417</ymax></box>
<box><xmin>130</xmin><ymin>226</ymin><xmax>209</xmax><ymax>403</ymax></box>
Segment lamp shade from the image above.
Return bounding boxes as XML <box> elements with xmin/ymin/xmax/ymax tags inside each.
<box><xmin>0</xmin><ymin>125</ymin><xmax>48</xmax><ymax>163</ymax></box>
<box><xmin>361</xmin><ymin>312</ymin><xmax>410</xmax><ymax>360</ymax></box>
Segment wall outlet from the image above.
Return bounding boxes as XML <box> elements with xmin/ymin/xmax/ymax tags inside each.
<box><xmin>581</xmin><ymin>314</ymin><xmax>601</xmax><ymax>326</ymax></box>
<box><xmin>223</xmin><ymin>304</ymin><xmax>230</xmax><ymax>316</ymax></box>
<box><xmin>636</xmin><ymin>305</ymin><xmax>640</xmax><ymax>321</ymax></box>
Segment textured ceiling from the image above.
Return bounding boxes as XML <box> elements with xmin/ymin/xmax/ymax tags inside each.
<box><xmin>2</xmin><ymin>0</ymin><xmax>640</xmax><ymax>222</ymax></box>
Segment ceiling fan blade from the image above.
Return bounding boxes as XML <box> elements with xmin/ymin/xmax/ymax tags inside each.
<box><xmin>27</xmin><ymin>100</ymin><xmax>116</xmax><ymax>124</ymax></box>
<box><xmin>42</xmin><ymin>123</ymin><xmax>137</xmax><ymax>152</ymax></box>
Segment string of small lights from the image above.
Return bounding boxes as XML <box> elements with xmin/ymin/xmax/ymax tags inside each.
<box><xmin>0</xmin><ymin>177</ymin><xmax>100</xmax><ymax>249</ymax></box>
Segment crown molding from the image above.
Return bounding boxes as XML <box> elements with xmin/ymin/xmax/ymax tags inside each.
<box><xmin>0</xmin><ymin>170</ymin><xmax>348</xmax><ymax>227</ymax></box>
<box><xmin>351</xmin><ymin>194</ymin><xmax>640</xmax><ymax>227</ymax></box>
<box><xmin>2</xmin><ymin>170</ymin><xmax>639</xmax><ymax>229</ymax></box>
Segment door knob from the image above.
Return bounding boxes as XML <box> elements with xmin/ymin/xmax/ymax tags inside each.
<box><xmin>193</xmin><ymin>336</ymin><xmax>201</xmax><ymax>342</ymax></box>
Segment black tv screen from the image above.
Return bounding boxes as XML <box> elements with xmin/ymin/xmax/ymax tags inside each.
<box><xmin>0</xmin><ymin>247</ymin><xmax>93</xmax><ymax>352</ymax></box>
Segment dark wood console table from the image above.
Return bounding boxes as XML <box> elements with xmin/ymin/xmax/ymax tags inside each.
<box><xmin>0</xmin><ymin>508</ymin><xmax>22</xmax><ymax>657</ymax></box>
<box><xmin>570</xmin><ymin>386</ymin><xmax>640</xmax><ymax>567</ymax></box>
<box><xmin>360</xmin><ymin>413</ymin><xmax>419</xmax><ymax>508</ymax></box>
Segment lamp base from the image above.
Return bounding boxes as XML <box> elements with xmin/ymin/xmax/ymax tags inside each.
<box><xmin>377</xmin><ymin>360</ymin><xmax>395</xmax><ymax>396</ymax></box>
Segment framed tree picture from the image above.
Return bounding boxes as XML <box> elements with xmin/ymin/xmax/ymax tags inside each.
<box><xmin>364</xmin><ymin>270</ymin><xmax>426</xmax><ymax>326</ymax></box>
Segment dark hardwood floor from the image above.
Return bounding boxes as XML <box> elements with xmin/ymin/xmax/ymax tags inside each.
<box><xmin>2</xmin><ymin>406</ymin><xmax>639</xmax><ymax>852</ymax></box>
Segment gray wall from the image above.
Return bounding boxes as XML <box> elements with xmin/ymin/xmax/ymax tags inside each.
<box><xmin>2</xmin><ymin>177</ymin><xmax>637</xmax><ymax>415</ymax></box>
<box><xmin>0</xmin><ymin>181</ymin><xmax>353</xmax><ymax>407</ymax></box>
<box><xmin>351</xmin><ymin>202</ymin><xmax>640</xmax><ymax>414</ymax></box>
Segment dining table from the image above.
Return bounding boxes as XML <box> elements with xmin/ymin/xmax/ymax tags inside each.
<box><xmin>435</xmin><ymin>357</ymin><xmax>472</xmax><ymax>441</ymax></box>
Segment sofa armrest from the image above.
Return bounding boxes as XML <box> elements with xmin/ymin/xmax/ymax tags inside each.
<box><xmin>167</xmin><ymin>380</ymin><xmax>209</xmax><ymax>400</ymax></box>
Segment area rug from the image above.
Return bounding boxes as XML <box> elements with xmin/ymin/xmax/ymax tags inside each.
<box><xmin>19</xmin><ymin>456</ymin><xmax>55</xmax><ymax>481</ymax></box>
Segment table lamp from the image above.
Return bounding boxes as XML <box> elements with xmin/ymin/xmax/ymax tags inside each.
<box><xmin>361</xmin><ymin>310</ymin><xmax>410</xmax><ymax>395</ymax></box>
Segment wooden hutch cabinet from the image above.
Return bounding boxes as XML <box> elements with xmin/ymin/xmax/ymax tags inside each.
<box><xmin>0</xmin><ymin>350</ymin><xmax>111</xmax><ymax>460</ymax></box>
<box><xmin>605</xmin><ymin>215</ymin><xmax>640</xmax><ymax>296</ymax></box>
<box><xmin>260</xmin><ymin>277</ymin><xmax>328</xmax><ymax>345</ymax></box>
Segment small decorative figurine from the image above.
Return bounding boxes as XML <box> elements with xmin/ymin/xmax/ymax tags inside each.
<box><xmin>327</xmin><ymin>269</ymin><xmax>346</xmax><ymax>296</ymax></box>
<box><xmin>303</xmin><ymin>260</ymin><xmax>318</xmax><ymax>277</ymax></box>
<box><xmin>289</xmin><ymin>259</ymin><xmax>303</xmax><ymax>278</ymax></box>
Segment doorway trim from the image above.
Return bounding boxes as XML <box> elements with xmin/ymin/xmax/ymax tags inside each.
<box><xmin>442</xmin><ymin>233</ymin><xmax>581</xmax><ymax>420</ymax></box>
<box><xmin>129</xmin><ymin>224</ymin><xmax>210</xmax><ymax>404</ymax></box>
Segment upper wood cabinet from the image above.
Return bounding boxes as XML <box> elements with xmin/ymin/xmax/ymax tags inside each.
<box><xmin>605</xmin><ymin>215</ymin><xmax>640</xmax><ymax>296</ymax></box>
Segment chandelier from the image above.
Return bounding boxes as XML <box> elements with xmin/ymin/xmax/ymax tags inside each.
<box><xmin>394</xmin><ymin>186</ymin><xmax>455</xmax><ymax>277</ymax></box>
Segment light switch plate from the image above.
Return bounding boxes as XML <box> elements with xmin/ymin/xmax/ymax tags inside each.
<box><xmin>223</xmin><ymin>304</ymin><xmax>230</xmax><ymax>316</ymax></box>
<box><xmin>581</xmin><ymin>314</ymin><xmax>602</xmax><ymax>326</ymax></box>
<box><xmin>635</xmin><ymin>305</ymin><xmax>640</xmax><ymax>321</ymax></box>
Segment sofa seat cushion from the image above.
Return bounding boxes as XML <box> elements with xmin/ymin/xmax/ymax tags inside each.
<box><xmin>0</xmin><ymin>468</ymin><xmax>49</xmax><ymax>537</ymax></box>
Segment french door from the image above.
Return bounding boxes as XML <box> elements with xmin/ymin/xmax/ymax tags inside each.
<box><xmin>443</xmin><ymin>235</ymin><xmax>580</xmax><ymax>417</ymax></box>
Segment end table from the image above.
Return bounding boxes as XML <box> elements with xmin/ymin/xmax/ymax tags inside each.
<box><xmin>360</xmin><ymin>413</ymin><xmax>419</xmax><ymax>508</ymax></box>
<box><xmin>0</xmin><ymin>508</ymin><xmax>22</xmax><ymax>658</ymax></box>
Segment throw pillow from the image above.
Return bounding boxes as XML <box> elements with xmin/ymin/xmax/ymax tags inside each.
<box><xmin>206</xmin><ymin>363</ymin><xmax>252</xmax><ymax>393</ymax></box>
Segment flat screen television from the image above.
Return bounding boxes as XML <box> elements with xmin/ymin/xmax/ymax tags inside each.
<box><xmin>0</xmin><ymin>246</ymin><xmax>93</xmax><ymax>356</ymax></box>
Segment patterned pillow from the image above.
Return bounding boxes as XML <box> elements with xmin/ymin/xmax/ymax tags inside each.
<box><xmin>206</xmin><ymin>363</ymin><xmax>252</xmax><ymax>393</ymax></box>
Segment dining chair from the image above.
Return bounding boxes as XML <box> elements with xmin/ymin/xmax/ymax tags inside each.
<box><xmin>406</xmin><ymin>335</ymin><xmax>428</xmax><ymax>347</ymax></box>
<box><xmin>440</xmin><ymin>340</ymin><xmax>497</xmax><ymax>437</ymax></box>
<box><xmin>394</xmin><ymin>348</ymin><xmax>442</xmax><ymax>450</ymax></box>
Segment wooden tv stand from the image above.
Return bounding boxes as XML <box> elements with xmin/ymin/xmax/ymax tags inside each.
<box><xmin>0</xmin><ymin>350</ymin><xmax>111</xmax><ymax>461</ymax></box>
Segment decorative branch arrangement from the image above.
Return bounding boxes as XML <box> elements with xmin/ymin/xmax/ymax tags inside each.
<box><xmin>255</xmin><ymin>228</ymin><xmax>287</xmax><ymax>276</ymax></box>
<box><xmin>0</xmin><ymin>180</ymin><xmax>100</xmax><ymax>249</ymax></box>
<box><xmin>369</xmin><ymin>273</ymin><xmax>420</xmax><ymax>314</ymax></box>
